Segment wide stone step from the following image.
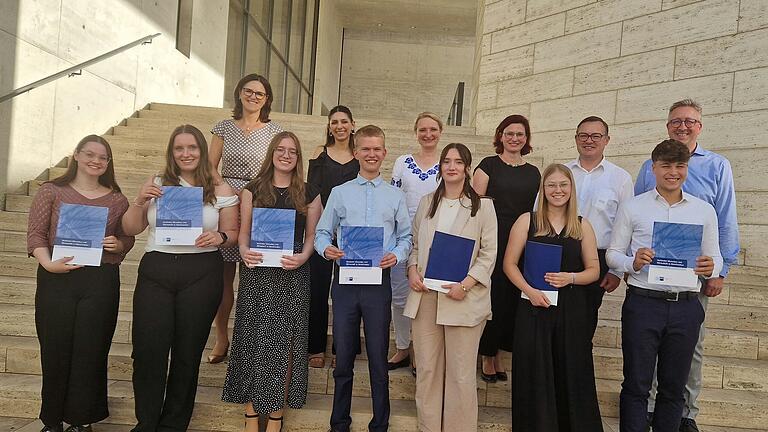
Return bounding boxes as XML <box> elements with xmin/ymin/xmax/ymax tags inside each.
<box><xmin>0</xmin><ymin>372</ymin><xmax>512</xmax><ymax>431</ymax></box>
<box><xmin>0</xmin><ymin>253</ymin><xmax>140</xmax><ymax>285</ymax></box>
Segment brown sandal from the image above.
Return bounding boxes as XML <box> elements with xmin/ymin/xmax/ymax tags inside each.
<box><xmin>308</xmin><ymin>354</ymin><xmax>325</xmax><ymax>368</ymax></box>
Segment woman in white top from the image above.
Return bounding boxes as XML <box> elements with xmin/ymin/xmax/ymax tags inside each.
<box><xmin>122</xmin><ymin>125</ymin><xmax>239</xmax><ymax>432</ymax></box>
<box><xmin>405</xmin><ymin>143</ymin><xmax>498</xmax><ymax>432</ymax></box>
<box><xmin>388</xmin><ymin>112</ymin><xmax>443</xmax><ymax>372</ymax></box>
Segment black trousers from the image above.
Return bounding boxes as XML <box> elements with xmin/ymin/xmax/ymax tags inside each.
<box><xmin>131</xmin><ymin>251</ymin><xmax>223</xmax><ymax>432</ymax></box>
<box><xmin>619</xmin><ymin>288</ymin><xmax>704</xmax><ymax>432</ymax></box>
<box><xmin>308</xmin><ymin>251</ymin><xmax>333</xmax><ymax>355</ymax></box>
<box><xmin>35</xmin><ymin>263</ymin><xmax>120</xmax><ymax>427</ymax></box>
<box><xmin>330</xmin><ymin>267</ymin><xmax>391</xmax><ymax>432</ymax></box>
<box><xmin>584</xmin><ymin>249</ymin><xmax>610</xmax><ymax>339</ymax></box>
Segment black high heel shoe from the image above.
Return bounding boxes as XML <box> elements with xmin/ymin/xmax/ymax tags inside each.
<box><xmin>268</xmin><ymin>415</ymin><xmax>284</xmax><ymax>432</ymax></box>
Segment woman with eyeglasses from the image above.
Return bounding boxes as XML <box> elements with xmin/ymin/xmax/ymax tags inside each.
<box><xmin>306</xmin><ymin>105</ymin><xmax>359</xmax><ymax>368</ymax></box>
<box><xmin>207</xmin><ymin>73</ymin><xmax>284</xmax><ymax>364</ymax></box>
<box><xmin>222</xmin><ymin>131</ymin><xmax>321</xmax><ymax>432</ymax></box>
<box><xmin>472</xmin><ymin>114</ymin><xmax>541</xmax><ymax>383</ymax></box>
<box><xmin>27</xmin><ymin>135</ymin><xmax>135</xmax><ymax>432</ymax></box>
<box><xmin>123</xmin><ymin>125</ymin><xmax>239</xmax><ymax>431</ymax></box>
<box><xmin>504</xmin><ymin>163</ymin><xmax>601</xmax><ymax>432</ymax></box>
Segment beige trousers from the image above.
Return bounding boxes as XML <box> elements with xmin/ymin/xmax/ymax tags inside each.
<box><xmin>411</xmin><ymin>291</ymin><xmax>486</xmax><ymax>432</ymax></box>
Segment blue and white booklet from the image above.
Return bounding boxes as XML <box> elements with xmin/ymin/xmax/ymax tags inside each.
<box><xmin>155</xmin><ymin>186</ymin><xmax>203</xmax><ymax>246</ymax></box>
<box><xmin>52</xmin><ymin>203</ymin><xmax>109</xmax><ymax>266</ymax></box>
<box><xmin>522</xmin><ymin>241</ymin><xmax>563</xmax><ymax>306</ymax></box>
<box><xmin>424</xmin><ymin>231</ymin><xmax>475</xmax><ymax>293</ymax></box>
<box><xmin>249</xmin><ymin>208</ymin><xmax>296</xmax><ymax>267</ymax></box>
<box><xmin>338</xmin><ymin>225</ymin><xmax>384</xmax><ymax>285</ymax></box>
<box><xmin>648</xmin><ymin>221</ymin><xmax>703</xmax><ymax>288</ymax></box>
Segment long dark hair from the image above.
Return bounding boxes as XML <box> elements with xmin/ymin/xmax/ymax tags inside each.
<box><xmin>49</xmin><ymin>135</ymin><xmax>121</xmax><ymax>192</ymax></box>
<box><xmin>324</xmin><ymin>105</ymin><xmax>355</xmax><ymax>152</ymax></box>
<box><xmin>427</xmin><ymin>143</ymin><xmax>481</xmax><ymax>218</ymax></box>
<box><xmin>232</xmin><ymin>73</ymin><xmax>273</xmax><ymax>122</ymax></box>
<box><xmin>493</xmin><ymin>114</ymin><xmax>532</xmax><ymax>155</ymax></box>
<box><xmin>244</xmin><ymin>131</ymin><xmax>308</xmax><ymax>214</ymax></box>
<box><xmin>162</xmin><ymin>125</ymin><xmax>217</xmax><ymax>205</ymax></box>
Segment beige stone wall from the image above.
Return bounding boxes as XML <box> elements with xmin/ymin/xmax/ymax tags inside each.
<box><xmin>0</xmin><ymin>0</ymin><xmax>229</xmax><ymax>200</ymax></box>
<box><xmin>313</xmin><ymin>0</ymin><xmax>345</xmax><ymax>114</ymax></box>
<box><xmin>339</xmin><ymin>28</ymin><xmax>474</xmax><ymax>122</ymax></box>
<box><xmin>474</xmin><ymin>0</ymin><xmax>768</xmax><ymax>269</ymax></box>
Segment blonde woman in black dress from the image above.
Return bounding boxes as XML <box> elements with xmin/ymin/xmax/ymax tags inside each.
<box><xmin>223</xmin><ymin>131</ymin><xmax>321</xmax><ymax>432</ymax></box>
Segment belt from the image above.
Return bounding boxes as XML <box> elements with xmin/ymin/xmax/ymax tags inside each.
<box><xmin>627</xmin><ymin>285</ymin><xmax>698</xmax><ymax>302</ymax></box>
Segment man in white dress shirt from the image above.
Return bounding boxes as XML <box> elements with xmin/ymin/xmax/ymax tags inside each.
<box><xmin>607</xmin><ymin>139</ymin><xmax>722</xmax><ymax>432</ymax></box>
<box><xmin>566</xmin><ymin>116</ymin><xmax>633</xmax><ymax>337</ymax></box>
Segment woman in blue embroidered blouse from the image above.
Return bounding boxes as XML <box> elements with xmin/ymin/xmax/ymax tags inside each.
<box><xmin>388</xmin><ymin>112</ymin><xmax>443</xmax><ymax>373</ymax></box>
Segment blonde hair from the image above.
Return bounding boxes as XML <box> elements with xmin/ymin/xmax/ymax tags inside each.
<box><xmin>413</xmin><ymin>112</ymin><xmax>444</xmax><ymax>132</ymax></box>
<box><xmin>534</xmin><ymin>164</ymin><xmax>582</xmax><ymax>239</ymax></box>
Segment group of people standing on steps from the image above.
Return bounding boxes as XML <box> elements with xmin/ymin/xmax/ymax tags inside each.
<box><xmin>27</xmin><ymin>67</ymin><xmax>738</xmax><ymax>432</ymax></box>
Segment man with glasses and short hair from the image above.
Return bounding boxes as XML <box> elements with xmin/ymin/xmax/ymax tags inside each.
<box><xmin>566</xmin><ymin>116</ymin><xmax>633</xmax><ymax>339</ymax></box>
<box><xmin>634</xmin><ymin>99</ymin><xmax>740</xmax><ymax>432</ymax></box>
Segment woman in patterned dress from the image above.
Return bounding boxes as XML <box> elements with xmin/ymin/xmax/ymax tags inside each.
<box><xmin>222</xmin><ymin>131</ymin><xmax>321</xmax><ymax>432</ymax></box>
<box><xmin>208</xmin><ymin>74</ymin><xmax>283</xmax><ymax>363</ymax></box>
<box><xmin>388</xmin><ymin>112</ymin><xmax>443</xmax><ymax>373</ymax></box>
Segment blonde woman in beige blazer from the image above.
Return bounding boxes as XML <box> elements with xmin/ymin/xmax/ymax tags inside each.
<box><xmin>404</xmin><ymin>143</ymin><xmax>498</xmax><ymax>432</ymax></box>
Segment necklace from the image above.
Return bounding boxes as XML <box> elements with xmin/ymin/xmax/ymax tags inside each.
<box><xmin>71</xmin><ymin>182</ymin><xmax>101</xmax><ymax>192</ymax></box>
<box><xmin>240</xmin><ymin>119</ymin><xmax>263</xmax><ymax>133</ymax></box>
<box><xmin>275</xmin><ymin>186</ymin><xmax>289</xmax><ymax>197</ymax></box>
<box><xmin>498</xmin><ymin>154</ymin><xmax>524</xmax><ymax>167</ymax></box>
<box><xmin>445</xmin><ymin>197</ymin><xmax>460</xmax><ymax>208</ymax></box>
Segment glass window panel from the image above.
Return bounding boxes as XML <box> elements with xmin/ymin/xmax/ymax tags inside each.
<box><xmin>270</xmin><ymin>0</ymin><xmax>290</xmax><ymax>56</ymax></box>
<box><xmin>244</xmin><ymin>25</ymin><xmax>268</xmax><ymax>77</ymax></box>
<box><xmin>248</xmin><ymin>0</ymin><xmax>271</xmax><ymax>30</ymax></box>
<box><xmin>284</xmin><ymin>76</ymin><xmax>300</xmax><ymax>113</ymax></box>
<box><xmin>224</xmin><ymin>4</ymin><xmax>246</xmax><ymax>106</ymax></box>
<box><xmin>301</xmin><ymin>0</ymin><xmax>316</xmax><ymax>88</ymax></box>
<box><xmin>288</xmin><ymin>0</ymin><xmax>306</xmax><ymax>75</ymax></box>
<box><xmin>269</xmin><ymin>52</ymin><xmax>287</xmax><ymax>112</ymax></box>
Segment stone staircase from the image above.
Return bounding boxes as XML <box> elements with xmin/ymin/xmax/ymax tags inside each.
<box><xmin>0</xmin><ymin>103</ymin><xmax>766</xmax><ymax>431</ymax></box>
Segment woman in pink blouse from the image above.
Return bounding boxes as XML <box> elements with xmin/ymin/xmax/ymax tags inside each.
<box><xmin>27</xmin><ymin>135</ymin><xmax>135</xmax><ymax>432</ymax></box>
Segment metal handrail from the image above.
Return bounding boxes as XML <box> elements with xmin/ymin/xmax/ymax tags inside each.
<box><xmin>447</xmin><ymin>82</ymin><xmax>465</xmax><ymax>126</ymax></box>
<box><xmin>0</xmin><ymin>33</ymin><xmax>160</xmax><ymax>103</ymax></box>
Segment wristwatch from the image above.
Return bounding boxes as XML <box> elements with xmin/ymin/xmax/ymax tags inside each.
<box><xmin>461</xmin><ymin>283</ymin><xmax>469</xmax><ymax>292</ymax></box>
<box><xmin>217</xmin><ymin>231</ymin><xmax>228</xmax><ymax>245</ymax></box>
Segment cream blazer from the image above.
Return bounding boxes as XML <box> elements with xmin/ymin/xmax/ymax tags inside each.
<box><xmin>403</xmin><ymin>193</ymin><xmax>498</xmax><ymax>327</ymax></box>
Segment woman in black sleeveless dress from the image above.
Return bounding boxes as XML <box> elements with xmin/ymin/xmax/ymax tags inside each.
<box><xmin>503</xmin><ymin>163</ymin><xmax>602</xmax><ymax>432</ymax></box>
<box><xmin>306</xmin><ymin>105</ymin><xmax>360</xmax><ymax>367</ymax></box>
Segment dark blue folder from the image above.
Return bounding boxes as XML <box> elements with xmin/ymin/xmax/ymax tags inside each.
<box><xmin>523</xmin><ymin>241</ymin><xmax>563</xmax><ymax>291</ymax></box>
<box><xmin>425</xmin><ymin>231</ymin><xmax>475</xmax><ymax>283</ymax></box>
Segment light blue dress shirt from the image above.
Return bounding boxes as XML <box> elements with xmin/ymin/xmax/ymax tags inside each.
<box><xmin>634</xmin><ymin>145</ymin><xmax>739</xmax><ymax>277</ymax></box>
<box><xmin>315</xmin><ymin>174</ymin><xmax>413</xmax><ymax>265</ymax></box>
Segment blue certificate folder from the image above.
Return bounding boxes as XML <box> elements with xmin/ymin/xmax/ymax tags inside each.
<box><xmin>155</xmin><ymin>186</ymin><xmax>203</xmax><ymax>245</ymax></box>
<box><xmin>522</xmin><ymin>241</ymin><xmax>563</xmax><ymax>306</ymax></box>
<box><xmin>52</xmin><ymin>203</ymin><xmax>109</xmax><ymax>266</ymax></box>
<box><xmin>649</xmin><ymin>221</ymin><xmax>703</xmax><ymax>288</ymax></box>
<box><xmin>424</xmin><ymin>231</ymin><xmax>475</xmax><ymax>293</ymax></box>
<box><xmin>249</xmin><ymin>208</ymin><xmax>296</xmax><ymax>267</ymax></box>
<box><xmin>338</xmin><ymin>226</ymin><xmax>384</xmax><ymax>284</ymax></box>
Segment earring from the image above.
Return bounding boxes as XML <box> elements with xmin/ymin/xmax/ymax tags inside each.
<box><xmin>351</xmin><ymin>129</ymin><xmax>356</xmax><ymax>134</ymax></box>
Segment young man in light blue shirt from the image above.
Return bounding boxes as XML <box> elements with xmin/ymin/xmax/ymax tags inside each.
<box><xmin>634</xmin><ymin>99</ymin><xmax>739</xmax><ymax>432</ymax></box>
<box><xmin>315</xmin><ymin>125</ymin><xmax>412</xmax><ymax>432</ymax></box>
<box><xmin>609</xmin><ymin>139</ymin><xmax>722</xmax><ymax>432</ymax></box>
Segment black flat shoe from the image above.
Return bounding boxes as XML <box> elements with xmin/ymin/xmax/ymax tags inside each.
<box><xmin>411</xmin><ymin>366</ymin><xmax>417</xmax><ymax>378</ymax></box>
<box><xmin>480</xmin><ymin>370</ymin><xmax>497</xmax><ymax>383</ymax></box>
<box><xmin>387</xmin><ymin>355</ymin><xmax>410</xmax><ymax>370</ymax></box>
<box><xmin>40</xmin><ymin>424</ymin><xmax>63</xmax><ymax>432</ymax></box>
<box><xmin>64</xmin><ymin>425</ymin><xmax>92</xmax><ymax>432</ymax></box>
<box><xmin>496</xmin><ymin>371</ymin><xmax>508</xmax><ymax>381</ymax></box>
<box><xmin>268</xmin><ymin>415</ymin><xmax>284</xmax><ymax>432</ymax></box>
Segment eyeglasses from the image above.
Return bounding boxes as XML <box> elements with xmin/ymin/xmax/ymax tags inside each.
<box><xmin>241</xmin><ymin>88</ymin><xmax>267</xmax><ymax>100</ymax></box>
<box><xmin>544</xmin><ymin>182</ymin><xmax>570</xmax><ymax>190</ymax></box>
<box><xmin>78</xmin><ymin>150</ymin><xmax>111</xmax><ymax>163</ymax></box>
<box><xmin>275</xmin><ymin>147</ymin><xmax>298</xmax><ymax>158</ymax></box>
<box><xmin>502</xmin><ymin>131</ymin><xmax>526</xmax><ymax>139</ymax></box>
<box><xmin>667</xmin><ymin>118</ymin><xmax>700</xmax><ymax>128</ymax></box>
<box><xmin>576</xmin><ymin>133</ymin><xmax>605</xmax><ymax>142</ymax></box>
